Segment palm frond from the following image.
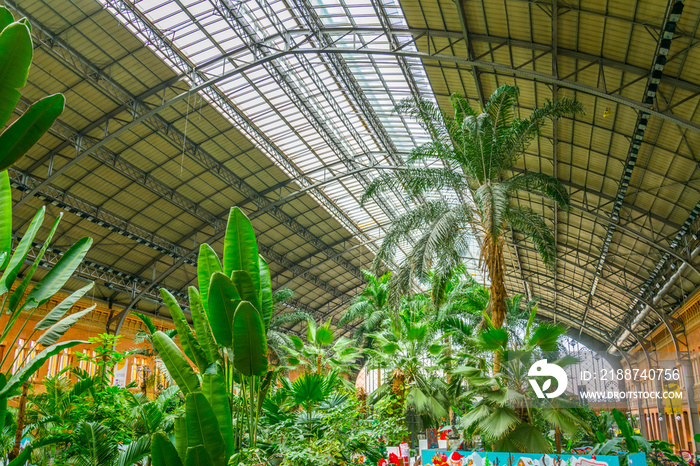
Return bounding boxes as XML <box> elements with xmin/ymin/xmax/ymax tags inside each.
<box><xmin>506</xmin><ymin>206</ymin><xmax>556</xmax><ymax>268</ymax></box>
<box><xmin>272</xmin><ymin>287</ymin><xmax>294</xmax><ymax>308</ymax></box>
<box><xmin>475</xmin><ymin>182</ymin><xmax>509</xmax><ymax>238</ymax></box>
<box><xmin>133</xmin><ymin>312</ymin><xmax>156</xmax><ymax>335</ymax></box>
<box><xmin>506</xmin><ymin>172</ymin><xmax>570</xmax><ymax>210</ymax></box>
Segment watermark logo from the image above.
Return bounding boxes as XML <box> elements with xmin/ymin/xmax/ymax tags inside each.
<box><xmin>528</xmin><ymin>359</ymin><xmax>568</xmax><ymax>399</ymax></box>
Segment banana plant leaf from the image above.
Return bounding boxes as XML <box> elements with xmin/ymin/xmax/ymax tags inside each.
<box><xmin>185</xmin><ymin>446</ymin><xmax>215</xmax><ymax>466</ymax></box>
<box><xmin>222</xmin><ymin>207</ymin><xmax>260</xmax><ymax>293</ymax></box>
<box><xmin>24</xmin><ymin>236</ymin><xmax>92</xmax><ymax>309</ymax></box>
<box><xmin>151</xmin><ymin>432</ymin><xmax>183</xmax><ymax>466</ymax></box>
<box><xmin>258</xmin><ymin>255</ymin><xmax>273</xmax><ymax>331</ymax></box>
<box><xmin>231</xmin><ymin>270</ymin><xmax>260</xmax><ymax>314</ymax></box>
<box><xmin>207</xmin><ymin>272</ymin><xmax>241</xmax><ymax>347</ymax></box>
<box><xmin>0</xmin><ymin>93</ymin><xmax>64</xmax><ymax>171</ymax></box>
<box><xmin>197</xmin><ymin>243</ymin><xmax>221</xmax><ymax>316</ymax></box>
<box><xmin>0</xmin><ymin>340</ymin><xmax>86</xmax><ymax>396</ymax></box>
<box><xmin>202</xmin><ymin>373</ymin><xmax>234</xmax><ymax>458</ymax></box>
<box><xmin>188</xmin><ymin>287</ymin><xmax>219</xmax><ymax>365</ymax></box>
<box><xmin>0</xmin><ymin>171</ymin><xmax>10</xmax><ymax>270</ymax></box>
<box><xmin>36</xmin><ymin>305</ymin><xmax>95</xmax><ymax>347</ymax></box>
<box><xmin>0</xmin><ymin>21</ymin><xmax>32</xmax><ymax>129</ymax></box>
<box><xmin>160</xmin><ymin>288</ymin><xmax>208</xmax><ymax>371</ymax></box>
<box><xmin>232</xmin><ymin>301</ymin><xmax>268</xmax><ymax>377</ymax></box>
<box><xmin>185</xmin><ymin>392</ymin><xmax>226</xmax><ymax>465</ymax></box>
<box><xmin>152</xmin><ymin>331</ymin><xmax>200</xmax><ymax>395</ymax></box>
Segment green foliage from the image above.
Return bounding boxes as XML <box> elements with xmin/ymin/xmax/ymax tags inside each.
<box><xmin>455</xmin><ymin>311</ymin><xmax>584</xmax><ymax>453</ymax></box>
<box><xmin>149</xmin><ymin>207</ymin><xmax>279</xmax><ymax>464</ymax></box>
<box><xmin>363</xmin><ymin>85</ymin><xmax>584</xmax><ymax>327</ymax></box>
<box><xmin>0</xmin><ymin>9</ymin><xmax>65</xmax><ymax>172</ymax></box>
<box><xmin>283</xmin><ymin>318</ymin><xmax>363</xmax><ymax>377</ymax></box>
<box><xmin>264</xmin><ymin>381</ymin><xmax>395</xmax><ymax>466</ymax></box>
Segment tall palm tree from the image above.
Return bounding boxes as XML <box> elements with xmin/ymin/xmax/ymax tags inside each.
<box><xmin>362</xmin><ymin>85</ymin><xmax>584</xmax><ymax>329</ymax></box>
<box><xmin>338</xmin><ymin>270</ymin><xmax>392</xmax><ymax>347</ymax></box>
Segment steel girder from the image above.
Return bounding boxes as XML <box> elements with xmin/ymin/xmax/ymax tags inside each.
<box><xmin>7</xmin><ymin>166</ymin><xmax>355</xmax><ymax>320</ymax></box>
<box><xmin>16</xmin><ymin>4</ymin><xmax>372</xmax><ymax>288</ymax></box>
<box><xmin>211</xmin><ymin>0</ymin><xmax>405</xmax><ymax>230</ymax></box>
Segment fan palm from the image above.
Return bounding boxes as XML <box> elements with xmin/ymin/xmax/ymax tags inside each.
<box><xmin>365</xmin><ymin>306</ymin><xmax>449</xmax><ymax>423</ymax></box>
<box><xmin>362</xmin><ymin>85</ymin><xmax>584</xmax><ymax>329</ymax></box>
<box><xmin>338</xmin><ymin>270</ymin><xmax>392</xmax><ymax>347</ymax></box>
<box><xmin>454</xmin><ymin>308</ymin><xmax>584</xmax><ymax>452</ymax></box>
<box><xmin>283</xmin><ymin>319</ymin><xmax>363</xmax><ymax>378</ymax></box>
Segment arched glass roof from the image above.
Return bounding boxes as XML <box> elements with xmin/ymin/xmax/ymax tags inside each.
<box><xmin>9</xmin><ymin>0</ymin><xmax>700</xmax><ymax>353</ymax></box>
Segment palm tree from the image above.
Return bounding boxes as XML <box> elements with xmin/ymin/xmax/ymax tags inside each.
<box><xmin>364</xmin><ymin>305</ymin><xmax>449</xmax><ymax>423</ymax></box>
<box><xmin>266</xmin><ymin>287</ymin><xmax>313</xmax><ymax>364</ymax></box>
<box><xmin>283</xmin><ymin>319</ymin><xmax>363</xmax><ymax>378</ymax></box>
<box><xmin>362</xmin><ymin>85</ymin><xmax>584</xmax><ymax>329</ymax></box>
<box><xmin>338</xmin><ymin>270</ymin><xmax>392</xmax><ymax>347</ymax></box>
<box><xmin>454</xmin><ymin>307</ymin><xmax>584</xmax><ymax>453</ymax></box>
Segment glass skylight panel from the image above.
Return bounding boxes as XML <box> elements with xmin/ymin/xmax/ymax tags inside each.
<box><xmin>102</xmin><ymin>0</ymin><xmax>482</xmax><ymax>269</ymax></box>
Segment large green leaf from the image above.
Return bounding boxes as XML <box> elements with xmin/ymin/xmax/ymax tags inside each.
<box><xmin>188</xmin><ymin>287</ymin><xmax>219</xmax><ymax>364</ymax></box>
<box><xmin>160</xmin><ymin>288</ymin><xmax>208</xmax><ymax>371</ymax></box>
<box><xmin>185</xmin><ymin>392</ymin><xmax>226</xmax><ymax>465</ymax></box>
<box><xmin>0</xmin><ymin>8</ymin><xmax>14</xmax><ymax>32</ymax></box>
<box><xmin>197</xmin><ymin>243</ymin><xmax>221</xmax><ymax>316</ymax></box>
<box><xmin>258</xmin><ymin>255</ymin><xmax>273</xmax><ymax>331</ymax></box>
<box><xmin>36</xmin><ymin>305</ymin><xmax>94</xmax><ymax>347</ymax></box>
<box><xmin>152</xmin><ymin>331</ymin><xmax>200</xmax><ymax>395</ymax></box>
<box><xmin>151</xmin><ymin>432</ymin><xmax>183</xmax><ymax>466</ymax></box>
<box><xmin>207</xmin><ymin>272</ymin><xmax>241</xmax><ymax>347</ymax></box>
<box><xmin>0</xmin><ymin>340</ymin><xmax>85</xmax><ymax>396</ymax></box>
<box><xmin>174</xmin><ymin>415</ymin><xmax>187</xmax><ymax>464</ymax></box>
<box><xmin>202</xmin><ymin>373</ymin><xmax>234</xmax><ymax>458</ymax></box>
<box><xmin>35</xmin><ymin>284</ymin><xmax>93</xmax><ymax>330</ymax></box>
<box><xmin>231</xmin><ymin>269</ymin><xmax>260</xmax><ymax>313</ymax></box>
<box><xmin>0</xmin><ymin>171</ymin><xmax>10</xmax><ymax>270</ymax></box>
<box><xmin>185</xmin><ymin>446</ymin><xmax>215</xmax><ymax>466</ymax></box>
<box><xmin>612</xmin><ymin>408</ymin><xmax>639</xmax><ymax>453</ymax></box>
<box><xmin>222</xmin><ymin>207</ymin><xmax>260</xmax><ymax>292</ymax></box>
<box><xmin>0</xmin><ymin>205</ymin><xmax>45</xmax><ymax>294</ymax></box>
<box><xmin>479</xmin><ymin>327</ymin><xmax>508</xmax><ymax>351</ymax></box>
<box><xmin>0</xmin><ymin>22</ymin><xmax>32</xmax><ymax>129</ymax></box>
<box><xmin>0</xmin><ymin>93</ymin><xmax>64</xmax><ymax>171</ymax></box>
<box><xmin>6</xmin><ymin>213</ymin><xmax>61</xmax><ymax>319</ymax></box>
<box><xmin>232</xmin><ymin>301</ymin><xmax>268</xmax><ymax>377</ymax></box>
<box><xmin>507</xmin><ymin>422</ymin><xmax>552</xmax><ymax>453</ymax></box>
<box><xmin>25</xmin><ymin>236</ymin><xmax>92</xmax><ymax>309</ymax></box>
<box><xmin>315</xmin><ymin>321</ymin><xmax>334</xmax><ymax>347</ymax></box>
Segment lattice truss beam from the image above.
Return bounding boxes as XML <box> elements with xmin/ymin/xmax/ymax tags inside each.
<box><xmin>9</xmin><ymin>0</ymin><xmax>700</xmax><ymax>349</ymax></box>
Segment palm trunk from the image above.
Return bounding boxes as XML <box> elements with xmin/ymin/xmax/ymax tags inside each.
<box><xmin>391</xmin><ymin>369</ymin><xmax>406</xmax><ymax>415</ymax></box>
<box><xmin>486</xmin><ymin>237</ymin><xmax>508</xmax><ymax>329</ymax></box>
<box><xmin>485</xmin><ymin>236</ymin><xmax>507</xmax><ymax>373</ymax></box>
<box><xmin>8</xmin><ymin>382</ymin><xmax>29</xmax><ymax>461</ymax></box>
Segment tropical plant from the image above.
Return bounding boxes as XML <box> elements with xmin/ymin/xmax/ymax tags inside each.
<box><xmin>338</xmin><ymin>270</ymin><xmax>392</xmax><ymax>348</ymax></box>
<box><xmin>0</xmin><ymin>7</ymin><xmax>65</xmax><ymax>171</ymax></box>
<box><xmin>364</xmin><ymin>304</ymin><xmax>449</xmax><ymax>423</ymax></box>
<box><xmin>0</xmin><ymin>169</ymin><xmax>92</xmax><ymax>460</ymax></box>
<box><xmin>130</xmin><ymin>312</ymin><xmax>177</xmax><ymax>392</ymax></box>
<box><xmin>263</xmin><ymin>373</ymin><xmax>392</xmax><ymax>466</ymax></box>
<box><xmin>149</xmin><ymin>207</ymin><xmax>277</xmax><ymax>466</ymax></box>
<box><xmin>283</xmin><ymin>319</ymin><xmax>364</xmax><ymax>378</ymax></box>
<box><xmin>266</xmin><ymin>288</ymin><xmax>312</xmax><ymax>364</ymax></box>
<box><xmin>362</xmin><ymin>85</ymin><xmax>584</xmax><ymax>330</ymax></box>
<box><xmin>454</xmin><ymin>307</ymin><xmax>585</xmax><ymax>453</ymax></box>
